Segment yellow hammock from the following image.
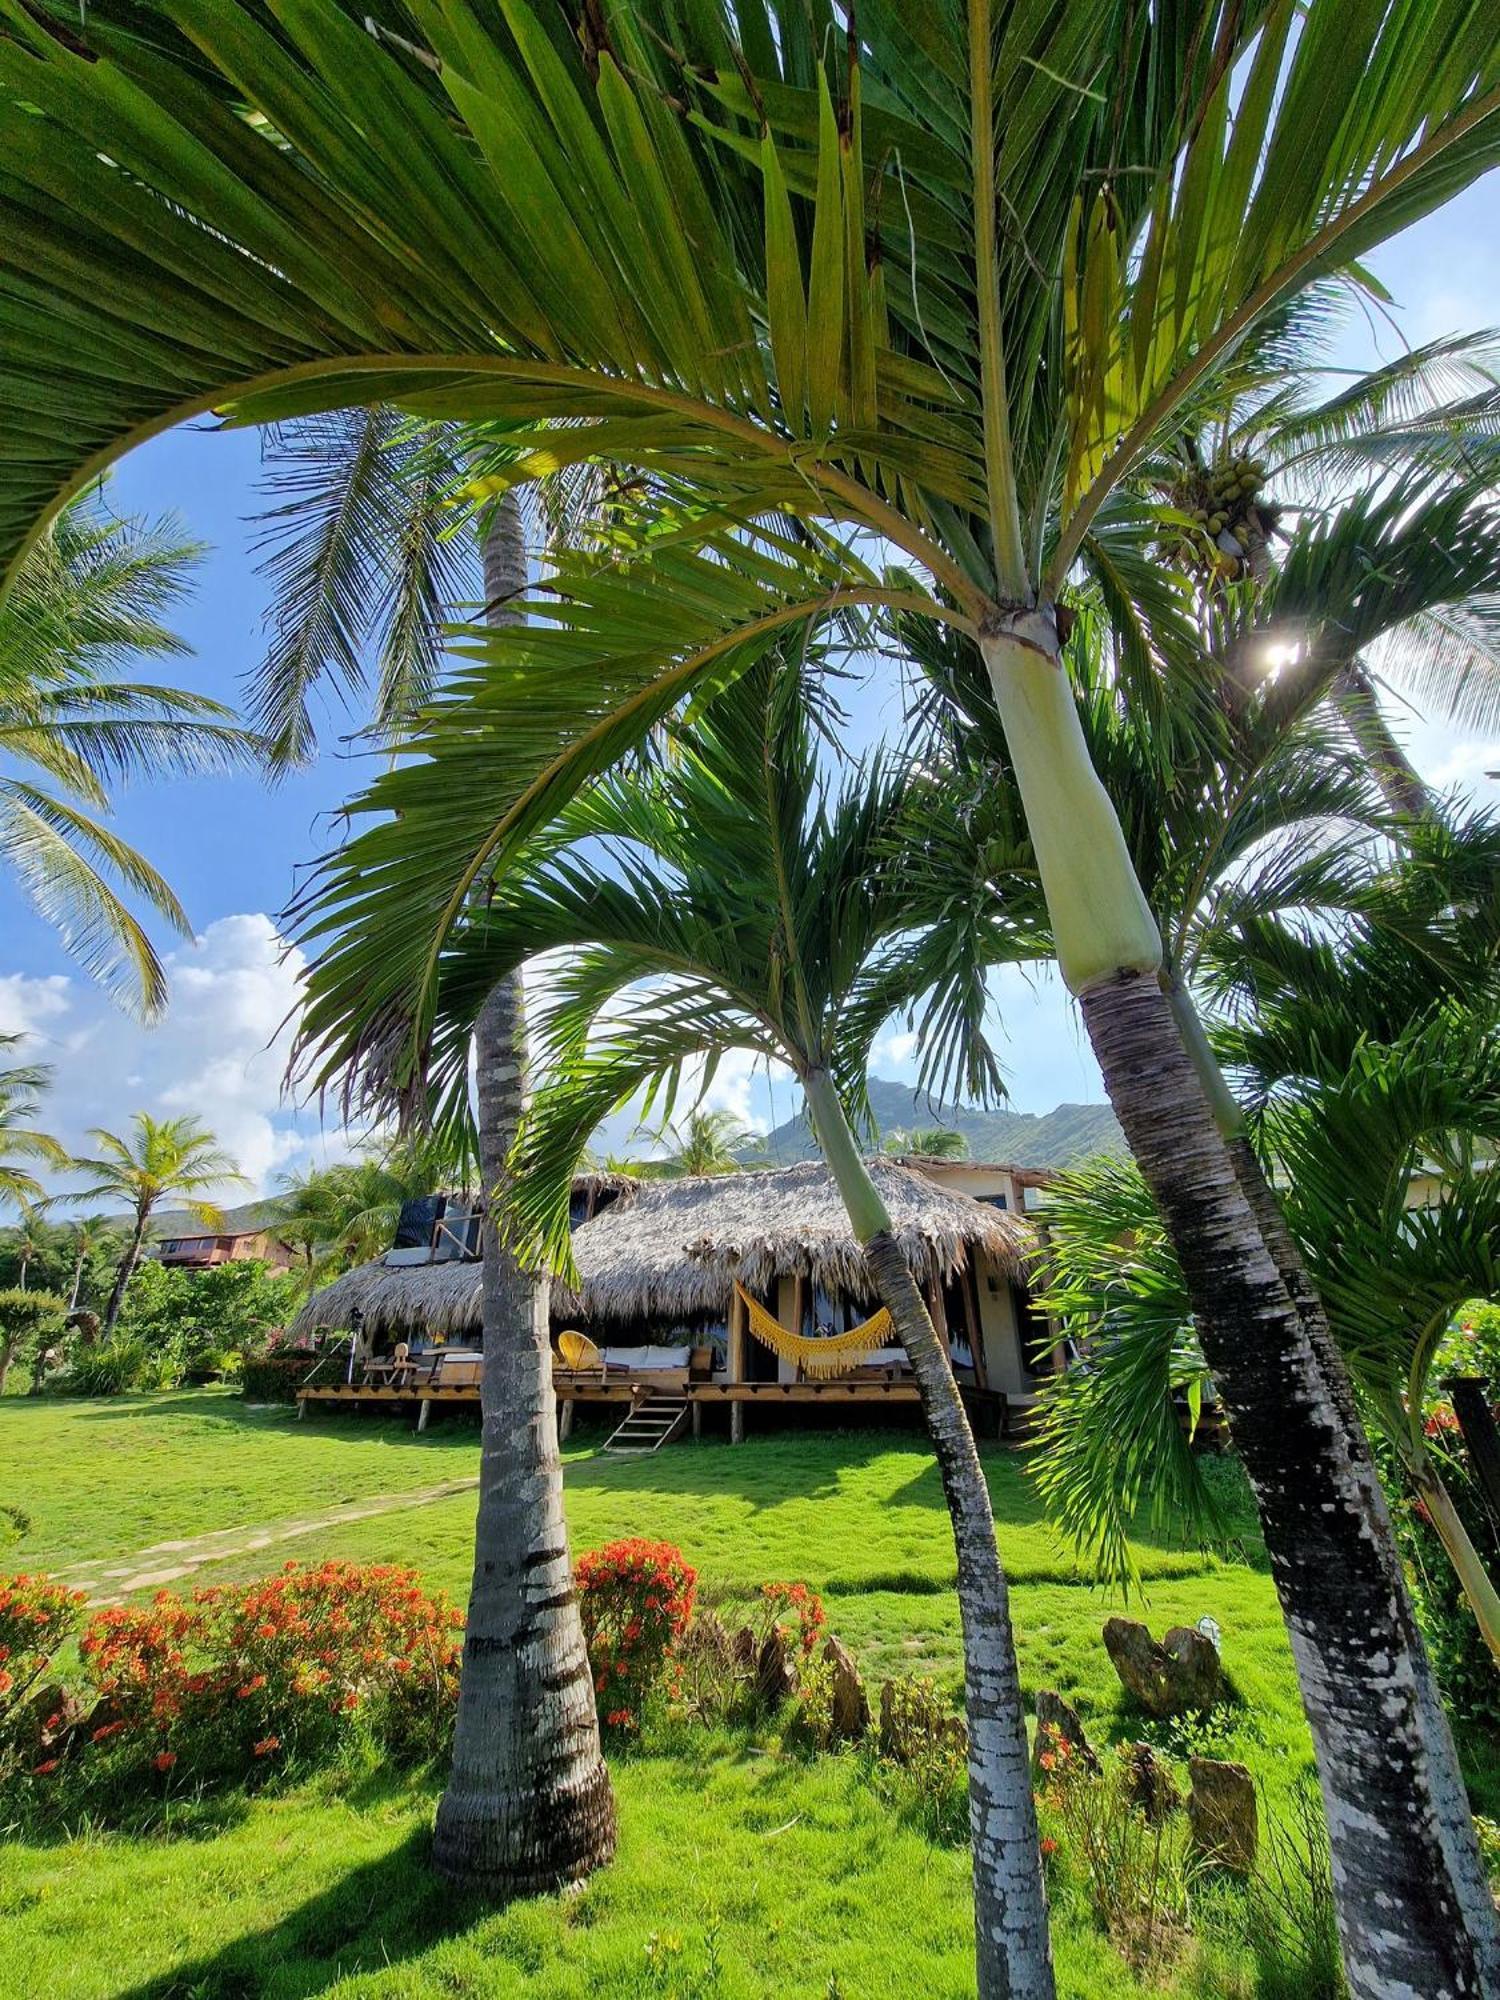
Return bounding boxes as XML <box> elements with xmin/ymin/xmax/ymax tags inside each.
<box><xmin>735</xmin><ymin>1281</ymin><xmax>894</xmax><ymax>1380</ymax></box>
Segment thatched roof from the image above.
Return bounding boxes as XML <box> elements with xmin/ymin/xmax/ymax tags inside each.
<box><xmin>292</xmin><ymin>1159</ymin><xmax>1033</xmax><ymax>1338</ymax></box>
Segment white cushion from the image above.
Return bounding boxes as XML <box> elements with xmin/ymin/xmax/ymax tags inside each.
<box><xmin>602</xmin><ymin>1344</ymin><xmax>691</xmax><ymax>1371</ymax></box>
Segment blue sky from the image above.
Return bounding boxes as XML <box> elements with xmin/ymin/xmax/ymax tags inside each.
<box><xmin>3</xmin><ymin>177</ymin><xmax>1498</xmax><ymax>1197</ymax></box>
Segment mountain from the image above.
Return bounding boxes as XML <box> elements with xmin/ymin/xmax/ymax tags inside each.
<box><xmin>745</xmin><ymin>1079</ymin><xmax>1124</xmax><ymax>1169</ymax></box>
<box><xmin>141</xmin><ymin>1198</ymin><xmax>290</xmax><ymax>1241</ymax></box>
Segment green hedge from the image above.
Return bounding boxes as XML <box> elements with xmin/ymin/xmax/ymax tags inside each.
<box><xmin>240</xmin><ymin>1353</ymin><xmax>321</xmax><ymax>1403</ymax></box>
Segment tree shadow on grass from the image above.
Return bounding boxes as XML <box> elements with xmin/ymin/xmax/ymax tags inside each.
<box><xmin>111</xmin><ymin>1822</ymin><xmax>489</xmax><ymax>2000</ymax></box>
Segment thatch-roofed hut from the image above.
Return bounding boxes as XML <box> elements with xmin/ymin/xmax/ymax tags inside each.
<box><xmin>566</xmin><ymin>1157</ymin><xmax>1031</xmax><ymax>1322</ymax></box>
<box><xmin>293</xmin><ymin>1159</ymin><xmax>1048</xmax><ymax>1424</ymax></box>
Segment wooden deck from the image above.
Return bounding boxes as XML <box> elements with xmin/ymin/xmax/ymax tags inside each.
<box><xmin>297</xmin><ymin>1374</ymin><xmax>1015</xmax><ymax>1437</ymax></box>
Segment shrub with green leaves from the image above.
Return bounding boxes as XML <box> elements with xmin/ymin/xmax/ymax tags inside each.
<box><xmin>0</xmin><ymin>1289</ymin><xmax>66</xmax><ymax>1397</ymax></box>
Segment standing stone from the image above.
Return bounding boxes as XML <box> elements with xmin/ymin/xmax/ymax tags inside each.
<box><xmin>1032</xmin><ymin>1689</ymin><xmax>1100</xmax><ymax>1774</ymax></box>
<box><xmin>1123</xmin><ymin>1741</ymin><xmax>1179</xmax><ymax>1823</ymax></box>
<box><xmin>1188</xmin><ymin>1758</ymin><xmax>1258</xmax><ymax>1872</ymax></box>
<box><xmin>1103</xmin><ymin>1616</ymin><xmax>1220</xmax><ymax>1717</ymax></box>
<box><xmin>756</xmin><ymin>1626</ymin><xmax>797</xmax><ymax>1707</ymax></box>
<box><xmin>822</xmin><ymin>1636</ymin><xmax>868</xmax><ymax>1742</ymax></box>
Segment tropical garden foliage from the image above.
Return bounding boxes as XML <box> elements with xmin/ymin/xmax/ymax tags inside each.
<box><xmin>1</xmin><ymin>2</ymin><xmax>1500</xmax><ymax>1995</ymax></box>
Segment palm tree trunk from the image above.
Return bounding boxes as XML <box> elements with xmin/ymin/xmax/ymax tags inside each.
<box><xmin>981</xmin><ymin>618</ymin><xmax>1500</xmax><ymax>1998</ymax></box>
<box><xmin>1331</xmin><ymin>661</ymin><xmax>1430</xmax><ymax>818</ymax></box>
<box><xmin>68</xmin><ymin>1239</ymin><xmax>87</xmax><ymax>1311</ymax></box>
<box><xmin>1081</xmin><ymin>967</ymin><xmax>1496</xmax><ymax>2000</ymax></box>
<box><xmin>0</xmin><ymin>1337</ymin><xmax>16</xmax><ymax>1395</ymax></box>
<box><xmin>102</xmin><ymin>1212</ymin><xmax>149</xmax><ymax>1337</ymax></box>
<box><xmin>1407</xmin><ymin>1454</ymin><xmax>1500</xmax><ymax>1666</ymax></box>
<box><xmin>433</xmin><ymin>492</ymin><xmax>616</xmax><ymax>1895</ymax></box>
<box><xmin>805</xmin><ymin>1066</ymin><xmax>1054</xmax><ymax>2000</ymax></box>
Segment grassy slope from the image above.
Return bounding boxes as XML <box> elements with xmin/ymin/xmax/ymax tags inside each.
<box><xmin>0</xmin><ymin>1392</ymin><xmax>1468</xmax><ymax>1998</ymax></box>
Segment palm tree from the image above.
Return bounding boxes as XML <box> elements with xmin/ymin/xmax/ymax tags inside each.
<box><xmin>62</xmin><ymin>1214</ymin><xmax>119</xmax><ymax>1313</ymax></box>
<box><xmin>5</xmin><ymin>7</ymin><xmax>1500</xmax><ymax>1984</ymax></box>
<box><xmin>420</xmin><ymin>654</ymin><xmax>1054</xmax><ymax>1990</ymax></box>
<box><xmin>2</xmin><ymin>496</ymin><xmax>256</xmax><ymax>1015</ymax></box>
<box><xmin>250</xmin><ymin>432</ymin><xmax>617</xmax><ymax>1890</ymax></box>
<box><xmin>0</xmin><ymin>1036</ymin><xmax>66</xmax><ymax>1218</ymax></box>
<box><xmin>1036</xmin><ymin>1019</ymin><xmax>1500</xmax><ymax>1658</ymax></box>
<box><xmin>643</xmin><ymin>1109</ymin><xmax>761</xmax><ymax>1178</ymax></box>
<box><xmin>71</xmin><ymin>1115</ymin><xmax>247</xmax><ymax>1337</ymax></box>
<box><xmin>276</xmin><ymin>1136</ymin><xmax>467</xmax><ymax>1275</ymax></box>
<box><xmin>884</xmin><ymin>1127</ymin><xmax>969</xmax><ymax>1160</ymax></box>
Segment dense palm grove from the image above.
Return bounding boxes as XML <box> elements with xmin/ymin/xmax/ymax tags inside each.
<box><xmin>1</xmin><ymin>3</ymin><xmax>1499</xmax><ymax>1995</ymax></box>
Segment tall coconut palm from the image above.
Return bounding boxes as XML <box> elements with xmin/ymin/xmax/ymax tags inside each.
<box><xmin>0</xmin><ymin>1036</ymin><xmax>65</xmax><ymax>1217</ymax></box>
<box><xmin>250</xmin><ymin>431</ymin><xmax>617</xmax><ymax>1889</ymax></box>
<box><xmin>1031</xmin><ymin>827</ymin><xmax>1500</xmax><ymax>1660</ymax></box>
<box><xmin>420</xmin><ymin>653</ymin><xmax>1055</xmax><ymax>1993</ymax></box>
<box><xmin>430</xmin><ymin>498</ymin><xmax>615</xmax><ymax>1896</ymax></box>
<box><xmin>2</xmin><ymin>496</ymin><xmax>256</xmax><ymax>1015</ymax></box>
<box><xmin>70</xmin><ymin>1115</ymin><xmax>246</xmax><ymax>1336</ymax></box>
<box><xmin>5</xmin><ymin>6</ymin><xmax>1500</xmax><ymax>1985</ymax></box>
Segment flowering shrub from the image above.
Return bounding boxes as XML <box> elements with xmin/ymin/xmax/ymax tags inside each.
<box><xmin>1</xmin><ymin>1561</ymin><xmax>463</xmax><ymax>1811</ymax></box>
<box><xmin>758</xmin><ymin>1581</ymin><xmax>825</xmax><ymax>1658</ymax></box>
<box><xmin>575</xmin><ymin>1538</ymin><xmax>696</xmax><ymax>1732</ymax></box>
<box><xmin>1032</xmin><ymin>1724</ymin><xmax>1193</xmax><ymax>1977</ymax></box>
<box><xmin>875</xmin><ymin>1673</ymin><xmax>968</xmax><ymax>1843</ymax></box>
<box><xmin>240</xmin><ymin>1352</ymin><xmax>321</xmax><ymax>1402</ymax></box>
<box><xmin>0</xmin><ymin>1573</ymin><xmax>87</xmax><ymax>1772</ymax></box>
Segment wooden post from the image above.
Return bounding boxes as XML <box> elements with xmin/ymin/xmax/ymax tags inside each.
<box><xmin>728</xmin><ymin>1284</ymin><xmax>747</xmax><ymax>1386</ymax></box>
<box><xmin>925</xmin><ymin>1273</ymin><xmax>951</xmax><ymax>1360</ymax></box>
<box><xmin>558</xmin><ymin>1397</ymin><xmax>575</xmax><ymax>1444</ymax></box>
<box><xmin>691</xmin><ymin>1398</ymin><xmax>703</xmax><ymax>1439</ymax></box>
<box><xmin>416</xmin><ymin>1397</ymin><xmax>431</xmax><ymax>1434</ymax></box>
<box><xmin>962</xmin><ymin>1260</ymin><xmax>988</xmax><ymax>1391</ymax></box>
<box><xmin>730</xmin><ymin>1398</ymin><xmax>745</xmax><ymax>1446</ymax></box>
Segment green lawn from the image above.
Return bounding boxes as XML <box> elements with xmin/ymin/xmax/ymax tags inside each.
<box><xmin>0</xmin><ymin>1390</ymin><xmax>1475</xmax><ymax>1998</ymax></box>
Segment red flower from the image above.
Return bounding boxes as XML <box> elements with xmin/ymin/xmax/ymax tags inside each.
<box><xmin>33</xmin><ymin>1758</ymin><xmax>59</xmax><ymax>1776</ymax></box>
<box><xmin>1040</xmin><ymin>1836</ymin><xmax>1058</xmax><ymax>1858</ymax></box>
<box><xmin>252</xmin><ymin>1736</ymin><xmax>281</xmax><ymax>1757</ymax></box>
<box><xmin>153</xmin><ymin>1750</ymin><xmax>177</xmax><ymax>1772</ymax></box>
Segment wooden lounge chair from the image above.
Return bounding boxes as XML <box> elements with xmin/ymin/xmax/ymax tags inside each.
<box><xmin>557</xmin><ymin>1329</ymin><xmax>606</xmax><ymax>1380</ymax></box>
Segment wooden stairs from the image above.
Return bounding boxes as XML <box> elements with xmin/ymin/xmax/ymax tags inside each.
<box><xmin>603</xmin><ymin>1392</ymin><xmax>690</xmax><ymax>1454</ymax></box>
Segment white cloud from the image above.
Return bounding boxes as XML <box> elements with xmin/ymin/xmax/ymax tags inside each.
<box><xmin>6</xmin><ymin>913</ymin><xmax>357</xmax><ymax>1204</ymax></box>
<box><xmin>873</xmin><ymin>1028</ymin><xmax>919</xmax><ymax>1072</ymax></box>
<box><xmin>0</xmin><ymin>971</ymin><xmax>71</xmax><ymax>1040</ymax></box>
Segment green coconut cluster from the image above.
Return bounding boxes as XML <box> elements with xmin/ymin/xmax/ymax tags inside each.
<box><xmin>1164</xmin><ymin>453</ymin><xmax>1277</xmax><ymax>579</ymax></box>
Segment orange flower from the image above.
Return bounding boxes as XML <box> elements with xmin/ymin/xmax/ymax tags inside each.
<box><xmin>33</xmin><ymin>1758</ymin><xmax>59</xmax><ymax>1776</ymax></box>
<box><xmin>252</xmin><ymin>1736</ymin><xmax>281</xmax><ymax>1757</ymax></box>
<box><xmin>1040</xmin><ymin>1836</ymin><xmax>1058</xmax><ymax>1858</ymax></box>
<box><xmin>153</xmin><ymin>1750</ymin><xmax>177</xmax><ymax>1772</ymax></box>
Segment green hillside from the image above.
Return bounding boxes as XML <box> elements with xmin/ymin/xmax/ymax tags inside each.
<box><xmin>750</xmin><ymin>1079</ymin><xmax>1124</xmax><ymax>1167</ymax></box>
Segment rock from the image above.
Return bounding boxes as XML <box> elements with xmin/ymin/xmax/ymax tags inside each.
<box><xmin>756</xmin><ymin>1625</ymin><xmax>797</xmax><ymax>1707</ymax></box>
<box><xmin>822</xmin><ymin>1635</ymin><xmax>868</xmax><ymax>1743</ymax></box>
<box><xmin>1188</xmin><ymin>1758</ymin><xmax>1257</xmax><ymax>1872</ymax></box>
<box><xmin>1123</xmin><ymin>1741</ymin><xmax>1179</xmax><ymax>1823</ymax></box>
<box><xmin>1032</xmin><ymin>1689</ymin><xmax>1100</xmax><ymax>1775</ymax></box>
<box><xmin>1103</xmin><ymin>1616</ymin><xmax>1220</xmax><ymax>1718</ymax></box>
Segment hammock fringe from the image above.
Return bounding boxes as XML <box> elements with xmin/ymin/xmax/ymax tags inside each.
<box><xmin>735</xmin><ymin>1281</ymin><xmax>894</xmax><ymax>1380</ymax></box>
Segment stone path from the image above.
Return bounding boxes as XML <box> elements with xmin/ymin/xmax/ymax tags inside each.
<box><xmin>52</xmin><ymin>1476</ymin><xmax>480</xmax><ymax>1604</ymax></box>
